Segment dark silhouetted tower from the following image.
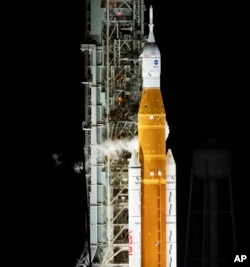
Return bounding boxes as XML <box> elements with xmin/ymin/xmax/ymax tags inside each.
<box><xmin>184</xmin><ymin>138</ymin><xmax>236</xmax><ymax>267</ymax></box>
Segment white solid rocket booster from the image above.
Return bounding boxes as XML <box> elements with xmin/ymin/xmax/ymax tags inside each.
<box><xmin>128</xmin><ymin>149</ymin><xmax>141</xmax><ymax>266</ymax></box>
<box><xmin>166</xmin><ymin>149</ymin><xmax>177</xmax><ymax>267</ymax></box>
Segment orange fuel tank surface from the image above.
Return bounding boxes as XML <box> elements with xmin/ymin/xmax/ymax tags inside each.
<box><xmin>138</xmin><ymin>88</ymin><xmax>167</xmax><ymax>267</ymax></box>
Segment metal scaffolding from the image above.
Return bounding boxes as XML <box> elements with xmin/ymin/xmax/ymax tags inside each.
<box><xmin>78</xmin><ymin>1</ymin><xmax>146</xmax><ymax>266</ymax></box>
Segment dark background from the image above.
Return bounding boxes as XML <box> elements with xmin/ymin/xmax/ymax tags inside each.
<box><xmin>36</xmin><ymin>1</ymin><xmax>250</xmax><ymax>266</ymax></box>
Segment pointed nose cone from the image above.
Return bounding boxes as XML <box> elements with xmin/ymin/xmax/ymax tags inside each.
<box><xmin>167</xmin><ymin>149</ymin><xmax>176</xmax><ymax>166</ymax></box>
<box><xmin>166</xmin><ymin>149</ymin><xmax>176</xmax><ymax>176</ymax></box>
<box><xmin>129</xmin><ymin>149</ymin><xmax>141</xmax><ymax>167</ymax></box>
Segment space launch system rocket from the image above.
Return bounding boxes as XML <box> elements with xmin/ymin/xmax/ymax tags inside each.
<box><xmin>138</xmin><ymin>5</ymin><xmax>167</xmax><ymax>266</ymax></box>
<box><xmin>128</xmin><ymin>5</ymin><xmax>177</xmax><ymax>267</ymax></box>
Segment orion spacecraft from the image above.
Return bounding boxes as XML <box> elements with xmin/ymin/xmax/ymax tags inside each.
<box><xmin>78</xmin><ymin>1</ymin><xmax>176</xmax><ymax>266</ymax></box>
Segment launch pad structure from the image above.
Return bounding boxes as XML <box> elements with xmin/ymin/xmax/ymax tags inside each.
<box><xmin>78</xmin><ymin>1</ymin><xmax>176</xmax><ymax>266</ymax></box>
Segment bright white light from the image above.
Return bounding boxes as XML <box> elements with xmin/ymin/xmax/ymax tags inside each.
<box><xmin>166</xmin><ymin>121</ymin><xmax>170</xmax><ymax>140</ymax></box>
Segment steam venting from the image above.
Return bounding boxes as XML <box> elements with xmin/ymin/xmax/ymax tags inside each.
<box><xmin>97</xmin><ymin>136</ymin><xmax>138</xmax><ymax>160</ymax></box>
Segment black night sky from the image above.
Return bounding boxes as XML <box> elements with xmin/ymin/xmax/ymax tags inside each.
<box><xmin>38</xmin><ymin>1</ymin><xmax>250</xmax><ymax>266</ymax></box>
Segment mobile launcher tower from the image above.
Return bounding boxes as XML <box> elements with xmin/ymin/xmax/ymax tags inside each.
<box><xmin>79</xmin><ymin>1</ymin><xmax>176</xmax><ymax>267</ymax></box>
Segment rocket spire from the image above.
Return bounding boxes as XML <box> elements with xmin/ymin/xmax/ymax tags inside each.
<box><xmin>148</xmin><ymin>5</ymin><xmax>155</xmax><ymax>43</ymax></box>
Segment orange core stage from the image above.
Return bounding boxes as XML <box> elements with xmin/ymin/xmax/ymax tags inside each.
<box><xmin>138</xmin><ymin>88</ymin><xmax>167</xmax><ymax>267</ymax></box>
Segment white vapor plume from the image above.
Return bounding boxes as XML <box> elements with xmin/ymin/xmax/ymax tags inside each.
<box><xmin>95</xmin><ymin>121</ymin><xmax>169</xmax><ymax>160</ymax></box>
<box><xmin>166</xmin><ymin>121</ymin><xmax>170</xmax><ymax>140</ymax></box>
<box><xmin>97</xmin><ymin>136</ymin><xmax>138</xmax><ymax>158</ymax></box>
